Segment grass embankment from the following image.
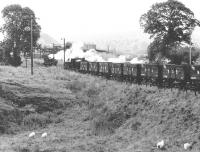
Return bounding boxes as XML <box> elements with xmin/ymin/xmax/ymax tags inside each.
<box><xmin>0</xmin><ymin>60</ymin><xmax>200</xmax><ymax>152</ymax></box>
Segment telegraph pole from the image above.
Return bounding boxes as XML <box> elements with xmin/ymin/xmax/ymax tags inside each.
<box><xmin>52</xmin><ymin>43</ymin><xmax>55</xmax><ymax>58</ymax></box>
<box><xmin>31</xmin><ymin>17</ymin><xmax>33</xmax><ymax>75</ymax></box>
<box><xmin>24</xmin><ymin>15</ymin><xmax>39</xmax><ymax>75</ymax></box>
<box><xmin>189</xmin><ymin>41</ymin><xmax>192</xmax><ymax>65</ymax></box>
<box><xmin>64</xmin><ymin>38</ymin><xmax>66</xmax><ymax>64</ymax></box>
<box><xmin>61</xmin><ymin>38</ymin><xmax>66</xmax><ymax>67</ymax></box>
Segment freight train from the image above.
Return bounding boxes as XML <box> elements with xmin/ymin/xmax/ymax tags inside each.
<box><xmin>64</xmin><ymin>58</ymin><xmax>200</xmax><ymax>94</ymax></box>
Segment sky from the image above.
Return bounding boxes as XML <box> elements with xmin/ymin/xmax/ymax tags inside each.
<box><xmin>0</xmin><ymin>0</ymin><xmax>200</xmax><ymax>45</ymax></box>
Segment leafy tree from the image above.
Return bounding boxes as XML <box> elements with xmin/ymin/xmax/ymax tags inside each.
<box><xmin>140</xmin><ymin>0</ymin><xmax>200</xmax><ymax>64</ymax></box>
<box><xmin>169</xmin><ymin>46</ymin><xmax>200</xmax><ymax>64</ymax></box>
<box><xmin>147</xmin><ymin>38</ymin><xmax>164</xmax><ymax>62</ymax></box>
<box><xmin>0</xmin><ymin>4</ymin><xmax>41</xmax><ymax>66</ymax></box>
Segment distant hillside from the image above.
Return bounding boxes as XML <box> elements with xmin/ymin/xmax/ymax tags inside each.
<box><xmin>37</xmin><ymin>31</ymin><xmax>151</xmax><ymax>55</ymax></box>
<box><xmin>38</xmin><ymin>32</ymin><xmax>60</xmax><ymax>47</ymax></box>
<box><xmin>94</xmin><ymin>37</ymin><xmax>149</xmax><ymax>56</ymax></box>
<box><xmin>81</xmin><ymin>31</ymin><xmax>150</xmax><ymax>56</ymax></box>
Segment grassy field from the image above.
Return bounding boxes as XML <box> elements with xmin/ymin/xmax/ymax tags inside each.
<box><xmin>0</xmin><ymin>59</ymin><xmax>200</xmax><ymax>152</ymax></box>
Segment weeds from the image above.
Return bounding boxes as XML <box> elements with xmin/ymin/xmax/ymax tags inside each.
<box><xmin>14</xmin><ymin>144</ymin><xmax>47</xmax><ymax>152</ymax></box>
<box><xmin>23</xmin><ymin>113</ymin><xmax>52</xmax><ymax>130</ymax></box>
<box><xmin>92</xmin><ymin>114</ymin><xmax>115</xmax><ymax>136</ymax></box>
<box><xmin>0</xmin><ymin>109</ymin><xmax>23</xmax><ymax>134</ymax></box>
<box><xmin>2</xmin><ymin>61</ymin><xmax>200</xmax><ymax>151</ymax></box>
<box><xmin>65</xmin><ymin>80</ymin><xmax>86</xmax><ymax>92</ymax></box>
<box><xmin>91</xmin><ymin>108</ymin><xmax>128</xmax><ymax>136</ymax></box>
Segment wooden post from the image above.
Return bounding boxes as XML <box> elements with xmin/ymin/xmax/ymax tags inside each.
<box><xmin>31</xmin><ymin>17</ymin><xmax>33</xmax><ymax>75</ymax></box>
<box><xmin>64</xmin><ymin>38</ymin><xmax>66</xmax><ymax>65</ymax></box>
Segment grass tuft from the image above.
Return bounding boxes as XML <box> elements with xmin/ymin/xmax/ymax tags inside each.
<box><xmin>22</xmin><ymin>113</ymin><xmax>52</xmax><ymax>130</ymax></box>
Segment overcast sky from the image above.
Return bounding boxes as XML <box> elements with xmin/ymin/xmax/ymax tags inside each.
<box><xmin>0</xmin><ymin>0</ymin><xmax>200</xmax><ymax>43</ymax></box>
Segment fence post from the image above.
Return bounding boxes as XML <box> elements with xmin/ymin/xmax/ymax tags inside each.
<box><xmin>157</xmin><ymin>64</ymin><xmax>163</xmax><ymax>88</ymax></box>
<box><xmin>97</xmin><ymin>62</ymin><xmax>99</xmax><ymax>75</ymax></box>
<box><xmin>137</xmin><ymin>64</ymin><xmax>142</xmax><ymax>85</ymax></box>
<box><xmin>121</xmin><ymin>63</ymin><xmax>124</xmax><ymax>81</ymax></box>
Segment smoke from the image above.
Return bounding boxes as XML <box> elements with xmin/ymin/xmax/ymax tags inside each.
<box><xmin>107</xmin><ymin>55</ymin><xmax>126</xmax><ymax>63</ymax></box>
<box><xmin>130</xmin><ymin>57</ymin><xmax>146</xmax><ymax>64</ymax></box>
<box><xmin>48</xmin><ymin>41</ymin><xmax>146</xmax><ymax>64</ymax></box>
<box><xmin>84</xmin><ymin>49</ymin><xmax>105</xmax><ymax>62</ymax></box>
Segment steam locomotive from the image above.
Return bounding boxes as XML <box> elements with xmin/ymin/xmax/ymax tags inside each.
<box><xmin>64</xmin><ymin>58</ymin><xmax>200</xmax><ymax>94</ymax></box>
<box><xmin>43</xmin><ymin>55</ymin><xmax>58</xmax><ymax>66</ymax></box>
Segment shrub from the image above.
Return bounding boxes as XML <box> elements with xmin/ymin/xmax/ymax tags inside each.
<box><xmin>91</xmin><ymin>110</ymin><xmax>128</xmax><ymax>136</ymax></box>
<box><xmin>66</xmin><ymin>80</ymin><xmax>86</xmax><ymax>92</ymax></box>
<box><xmin>43</xmin><ymin>111</ymin><xmax>63</xmax><ymax>124</ymax></box>
<box><xmin>0</xmin><ymin>109</ymin><xmax>24</xmax><ymax>134</ymax></box>
<box><xmin>9</xmin><ymin>55</ymin><xmax>22</xmax><ymax>67</ymax></box>
<box><xmin>85</xmin><ymin>84</ymin><xmax>100</xmax><ymax>98</ymax></box>
<box><xmin>23</xmin><ymin>113</ymin><xmax>52</xmax><ymax>129</ymax></box>
<box><xmin>91</xmin><ymin>114</ymin><xmax>115</xmax><ymax>136</ymax></box>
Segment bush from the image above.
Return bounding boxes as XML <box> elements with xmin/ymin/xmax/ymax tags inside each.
<box><xmin>91</xmin><ymin>110</ymin><xmax>128</xmax><ymax>136</ymax></box>
<box><xmin>43</xmin><ymin>111</ymin><xmax>63</xmax><ymax>124</ymax></box>
<box><xmin>14</xmin><ymin>146</ymin><xmax>31</xmax><ymax>152</ymax></box>
<box><xmin>0</xmin><ymin>109</ymin><xmax>24</xmax><ymax>134</ymax></box>
<box><xmin>85</xmin><ymin>84</ymin><xmax>100</xmax><ymax>98</ymax></box>
<box><xmin>91</xmin><ymin>114</ymin><xmax>115</xmax><ymax>136</ymax></box>
<box><xmin>9</xmin><ymin>55</ymin><xmax>22</xmax><ymax>67</ymax></box>
<box><xmin>23</xmin><ymin>113</ymin><xmax>52</xmax><ymax>130</ymax></box>
<box><xmin>66</xmin><ymin>80</ymin><xmax>86</xmax><ymax>92</ymax></box>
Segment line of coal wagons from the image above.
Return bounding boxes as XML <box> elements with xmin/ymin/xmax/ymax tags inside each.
<box><xmin>64</xmin><ymin>58</ymin><xmax>200</xmax><ymax>93</ymax></box>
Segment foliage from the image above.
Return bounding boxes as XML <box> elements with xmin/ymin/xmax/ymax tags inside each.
<box><xmin>169</xmin><ymin>46</ymin><xmax>200</xmax><ymax>64</ymax></box>
<box><xmin>0</xmin><ymin>4</ymin><xmax>41</xmax><ymax>66</ymax></box>
<box><xmin>22</xmin><ymin>112</ymin><xmax>63</xmax><ymax>130</ymax></box>
<box><xmin>65</xmin><ymin>80</ymin><xmax>86</xmax><ymax>92</ymax></box>
<box><xmin>2</xmin><ymin>63</ymin><xmax>200</xmax><ymax>151</ymax></box>
<box><xmin>65</xmin><ymin>42</ymin><xmax>72</xmax><ymax>49</ymax></box>
<box><xmin>140</xmin><ymin>0</ymin><xmax>200</xmax><ymax>63</ymax></box>
<box><xmin>91</xmin><ymin>110</ymin><xmax>128</xmax><ymax>136</ymax></box>
<box><xmin>147</xmin><ymin>38</ymin><xmax>164</xmax><ymax>62</ymax></box>
<box><xmin>22</xmin><ymin>113</ymin><xmax>52</xmax><ymax>129</ymax></box>
<box><xmin>148</xmin><ymin>41</ymin><xmax>200</xmax><ymax>64</ymax></box>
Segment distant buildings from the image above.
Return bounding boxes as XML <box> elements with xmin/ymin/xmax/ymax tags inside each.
<box><xmin>82</xmin><ymin>43</ymin><xmax>110</xmax><ymax>53</ymax></box>
<box><xmin>82</xmin><ymin>43</ymin><xmax>96</xmax><ymax>52</ymax></box>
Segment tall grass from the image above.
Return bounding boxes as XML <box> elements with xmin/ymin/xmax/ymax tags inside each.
<box><xmin>1</xmin><ymin>60</ymin><xmax>200</xmax><ymax>151</ymax></box>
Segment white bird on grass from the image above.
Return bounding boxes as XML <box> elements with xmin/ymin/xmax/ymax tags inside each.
<box><xmin>184</xmin><ymin>141</ymin><xmax>196</xmax><ymax>150</ymax></box>
<box><xmin>184</xmin><ymin>143</ymin><xmax>192</xmax><ymax>150</ymax></box>
<box><xmin>28</xmin><ymin>132</ymin><xmax>35</xmax><ymax>138</ymax></box>
<box><xmin>191</xmin><ymin>66</ymin><xmax>195</xmax><ymax>70</ymax></box>
<box><xmin>157</xmin><ymin>140</ymin><xmax>165</xmax><ymax>149</ymax></box>
<box><xmin>41</xmin><ymin>132</ymin><xmax>47</xmax><ymax>138</ymax></box>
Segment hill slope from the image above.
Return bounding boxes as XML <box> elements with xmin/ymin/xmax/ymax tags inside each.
<box><xmin>0</xmin><ymin>61</ymin><xmax>200</xmax><ymax>152</ymax></box>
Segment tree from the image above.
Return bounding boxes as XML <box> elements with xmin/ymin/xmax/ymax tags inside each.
<box><xmin>140</xmin><ymin>0</ymin><xmax>200</xmax><ymax>64</ymax></box>
<box><xmin>170</xmin><ymin>46</ymin><xmax>200</xmax><ymax>64</ymax></box>
<box><xmin>147</xmin><ymin>38</ymin><xmax>164</xmax><ymax>62</ymax></box>
<box><xmin>0</xmin><ymin>4</ymin><xmax>41</xmax><ymax>66</ymax></box>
